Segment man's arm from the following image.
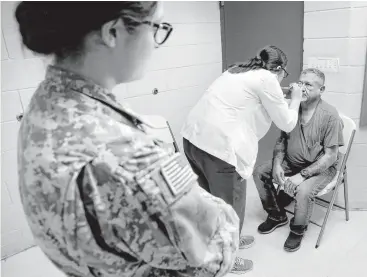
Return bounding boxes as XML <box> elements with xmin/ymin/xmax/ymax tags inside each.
<box><xmin>282</xmin><ymin>145</ymin><xmax>339</xmax><ymax>197</ymax></box>
<box><xmin>272</xmin><ymin>131</ymin><xmax>288</xmax><ymax>168</ymax></box>
<box><xmin>301</xmin><ymin>145</ymin><xmax>339</xmax><ymax>178</ymax></box>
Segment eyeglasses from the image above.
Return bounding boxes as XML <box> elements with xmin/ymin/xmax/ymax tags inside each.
<box><xmin>115</xmin><ymin>16</ymin><xmax>173</xmax><ymax>47</ymax></box>
<box><xmin>282</xmin><ymin>67</ymin><xmax>289</xmax><ymax>78</ymax></box>
<box><xmin>141</xmin><ymin>21</ymin><xmax>173</xmax><ymax>47</ymax></box>
<box><xmin>298</xmin><ymin>81</ymin><xmax>316</xmax><ymax>90</ymax></box>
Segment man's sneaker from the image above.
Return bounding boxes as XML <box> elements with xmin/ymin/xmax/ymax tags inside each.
<box><xmin>239</xmin><ymin>235</ymin><xmax>255</xmax><ymax>249</ymax></box>
<box><xmin>230</xmin><ymin>257</ymin><xmax>253</xmax><ymax>274</ymax></box>
<box><xmin>258</xmin><ymin>217</ymin><xmax>289</xmax><ymax>234</ymax></box>
<box><xmin>284</xmin><ymin>231</ymin><xmax>304</xmax><ymax>252</ymax></box>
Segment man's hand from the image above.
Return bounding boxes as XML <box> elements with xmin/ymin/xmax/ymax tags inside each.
<box><xmin>283</xmin><ymin>173</ymin><xmax>306</xmax><ymax>197</ymax></box>
<box><xmin>272</xmin><ymin>165</ymin><xmax>285</xmax><ymax>186</ymax></box>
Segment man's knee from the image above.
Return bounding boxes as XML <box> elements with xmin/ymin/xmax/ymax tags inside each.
<box><xmin>296</xmin><ymin>185</ymin><xmax>316</xmax><ymax>200</ymax></box>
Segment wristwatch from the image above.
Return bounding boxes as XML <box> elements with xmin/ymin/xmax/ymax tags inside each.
<box><xmin>300</xmin><ymin>169</ymin><xmax>311</xmax><ymax>179</ymax></box>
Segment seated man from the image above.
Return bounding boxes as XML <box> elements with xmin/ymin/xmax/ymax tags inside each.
<box><xmin>253</xmin><ymin>68</ymin><xmax>344</xmax><ymax>252</ymax></box>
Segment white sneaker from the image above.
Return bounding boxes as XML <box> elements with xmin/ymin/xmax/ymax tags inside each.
<box><xmin>239</xmin><ymin>235</ymin><xmax>255</xmax><ymax>249</ymax></box>
<box><xmin>230</xmin><ymin>257</ymin><xmax>253</xmax><ymax>274</ymax></box>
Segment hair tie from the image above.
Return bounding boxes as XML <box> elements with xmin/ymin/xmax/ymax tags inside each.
<box><xmin>255</xmin><ymin>55</ymin><xmax>265</xmax><ymax>68</ymax></box>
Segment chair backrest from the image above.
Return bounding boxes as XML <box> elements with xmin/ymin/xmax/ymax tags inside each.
<box><xmin>338</xmin><ymin>113</ymin><xmax>357</xmax><ymax>154</ymax></box>
<box><xmin>140</xmin><ymin>115</ymin><xmax>179</xmax><ymax>152</ymax></box>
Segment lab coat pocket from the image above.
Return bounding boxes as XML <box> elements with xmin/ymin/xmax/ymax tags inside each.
<box><xmin>217</xmin><ymin>165</ymin><xmax>237</xmax><ymax>174</ymax></box>
<box><xmin>232</xmin><ymin>125</ymin><xmax>258</xmax><ymax>169</ymax></box>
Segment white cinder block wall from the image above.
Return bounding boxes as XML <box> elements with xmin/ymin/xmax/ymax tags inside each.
<box><xmin>303</xmin><ymin>1</ymin><xmax>367</xmax><ymax>209</ymax></box>
<box><xmin>1</xmin><ymin>1</ymin><xmax>45</xmax><ymax>259</ymax></box>
<box><xmin>119</xmin><ymin>1</ymin><xmax>222</xmax><ymax>152</ymax></box>
<box><xmin>1</xmin><ymin>1</ymin><xmax>222</xmax><ymax>258</ymax></box>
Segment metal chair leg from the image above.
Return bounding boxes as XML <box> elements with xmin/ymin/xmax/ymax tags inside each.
<box><xmin>343</xmin><ymin>170</ymin><xmax>350</xmax><ymax>221</ymax></box>
<box><xmin>315</xmin><ymin>183</ymin><xmax>342</xmax><ymax>248</ymax></box>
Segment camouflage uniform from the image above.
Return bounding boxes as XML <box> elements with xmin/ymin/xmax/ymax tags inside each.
<box><xmin>18</xmin><ymin>66</ymin><xmax>239</xmax><ymax>277</ymax></box>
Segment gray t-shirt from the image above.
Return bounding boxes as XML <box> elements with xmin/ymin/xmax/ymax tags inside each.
<box><xmin>285</xmin><ymin>99</ymin><xmax>344</xmax><ymax>170</ymax></box>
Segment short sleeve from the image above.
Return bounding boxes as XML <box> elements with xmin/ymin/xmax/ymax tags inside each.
<box><xmin>323</xmin><ymin>116</ymin><xmax>344</xmax><ymax>148</ymax></box>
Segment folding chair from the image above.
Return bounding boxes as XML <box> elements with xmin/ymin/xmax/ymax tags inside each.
<box><xmin>140</xmin><ymin>115</ymin><xmax>180</xmax><ymax>153</ymax></box>
<box><xmin>313</xmin><ymin>113</ymin><xmax>356</xmax><ymax>247</ymax></box>
<box><xmin>275</xmin><ymin>113</ymin><xmax>356</xmax><ymax>248</ymax></box>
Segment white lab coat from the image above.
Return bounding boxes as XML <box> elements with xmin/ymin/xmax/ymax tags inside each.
<box><xmin>181</xmin><ymin>68</ymin><xmax>298</xmax><ymax>179</ymax></box>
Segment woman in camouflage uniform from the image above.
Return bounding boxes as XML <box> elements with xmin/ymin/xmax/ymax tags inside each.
<box><xmin>15</xmin><ymin>1</ymin><xmax>249</xmax><ymax>276</ymax></box>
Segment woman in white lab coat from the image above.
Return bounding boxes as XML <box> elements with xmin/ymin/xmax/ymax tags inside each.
<box><xmin>181</xmin><ymin>45</ymin><xmax>303</xmax><ymax>273</ymax></box>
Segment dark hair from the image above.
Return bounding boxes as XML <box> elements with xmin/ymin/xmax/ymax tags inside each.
<box><xmin>228</xmin><ymin>45</ymin><xmax>288</xmax><ymax>74</ymax></box>
<box><xmin>15</xmin><ymin>1</ymin><xmax>157</xmax><ymax>59</ymax></box>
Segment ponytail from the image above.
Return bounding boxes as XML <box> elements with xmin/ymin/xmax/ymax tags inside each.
<box><xmin>228</xmin><ymin>45</ymin><xmax>287</xmax><ymax>75</ymax></box>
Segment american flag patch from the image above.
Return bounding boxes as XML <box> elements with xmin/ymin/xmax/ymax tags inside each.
<box><xmin>161</xmin><ymin>153</ymin><xmax>197</xmax><ymax>196</ymax></box>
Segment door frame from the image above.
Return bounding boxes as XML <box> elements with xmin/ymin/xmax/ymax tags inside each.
<box><xmin>219</xmin><ymin>1</ymin><xmax>304</xmax><ymax>75</ymax></box>
<box><xmin>219</xmin><ymin>1</ymin><xmax>227</xmax><ymax>72</ymax></box>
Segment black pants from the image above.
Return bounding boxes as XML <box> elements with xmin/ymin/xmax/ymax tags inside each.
<box><xmin>183</xmin><ymin>138</ymin><xmax>247</xmax><ymax>234</ymax></box>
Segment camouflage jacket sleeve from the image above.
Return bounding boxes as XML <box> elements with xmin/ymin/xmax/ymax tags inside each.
<box><xmin>77</xmin><ymin>141</ymin><xmax>239</xmax><ymax>277</ymax></box>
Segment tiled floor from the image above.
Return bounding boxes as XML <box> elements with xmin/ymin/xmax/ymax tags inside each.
<box><xmin>2</xmin><ymin>179</ymin><xmax>366</xmax><ymax>277</ymax></box>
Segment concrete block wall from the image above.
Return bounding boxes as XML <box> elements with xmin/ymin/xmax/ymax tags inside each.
<box><xmin>120</xmin><ymin>1</ymin><xmax>222</xmax><ymax>153</ymax></box>
<box><xmin>1</xmin><ymin>1</ymin><xmax>222</xmax><ymax>258</ymax></box>
<box><xmin>303</xmin><ymin>1</ymin><xmax>367</xmax><ymax>209</ymax></box>
<box><xmin>1</xmin><ymin>1</ymin><xmax>43</xmax><ymax>259</ymax></box>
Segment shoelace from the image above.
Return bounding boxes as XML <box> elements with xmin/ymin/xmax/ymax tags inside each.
<box><xmin>235</xmin><ymin>257</ymin><xmax>245</xmax><ymax>266</ymax></box>
<box><xmin>240</xmin><ymin>237</ymin><xmax>249</xmax><ymax>244</ymax></box>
